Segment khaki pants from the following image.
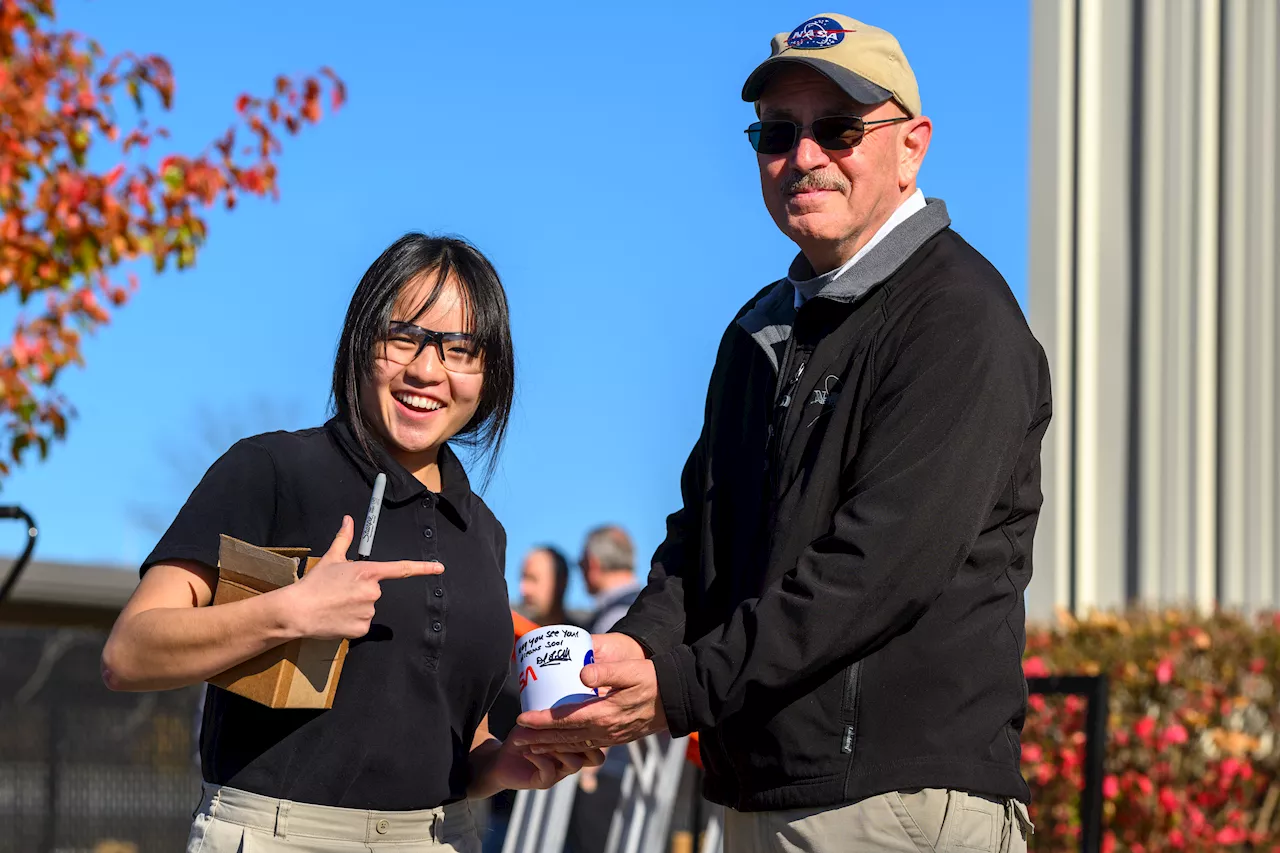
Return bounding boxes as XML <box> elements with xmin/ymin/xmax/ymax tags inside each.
<box><xmin>723</xmin><ymin>789</ymin><xmax>1034</xmax><ymax>853</ymax></box>
<box><xmin>186</xmin><ymin>783</ymin><xmax>481</xmax><ymax>853</ymax></box>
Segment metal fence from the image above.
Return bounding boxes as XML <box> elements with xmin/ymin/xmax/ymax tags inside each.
<box><xmin>0</xmin><ymin>622</ymin><xmax>1107</xmax><ymax>853</ymax></box>
<box><xmin>0</xmin><ymin>627</ymin><xmax>202</xmax><ymax>853</ymax></box>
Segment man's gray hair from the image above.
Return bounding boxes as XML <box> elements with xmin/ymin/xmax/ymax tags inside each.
<box><xmin>584</xmin><ymin>525</ymin><xmax>634</xmax><ymax>574</ymax></box>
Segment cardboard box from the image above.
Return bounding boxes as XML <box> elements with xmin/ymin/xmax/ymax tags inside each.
<box><xmin>206</xmin><ymin>535</ymin><xmax>349</xmax><ymax>709</ymax></box>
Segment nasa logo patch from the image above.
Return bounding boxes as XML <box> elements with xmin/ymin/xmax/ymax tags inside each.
<box><xmin>787</xmin><ymin>16</ymin><xmax>853</xmax><ymax>50</ymax></box>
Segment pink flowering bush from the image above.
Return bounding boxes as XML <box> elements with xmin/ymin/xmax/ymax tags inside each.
<box><xmin>1022</xmin><ymin>610</ymin><xmax>1280</xmax><ymax>851</ymax></box>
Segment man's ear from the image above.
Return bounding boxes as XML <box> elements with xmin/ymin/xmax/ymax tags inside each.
<box><xmin>899</xmin><ymin>116</ymin><xmax>933</xmax><ymax>189</ymax></box>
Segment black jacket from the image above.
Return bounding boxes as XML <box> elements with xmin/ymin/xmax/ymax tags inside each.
<box><xmin>613</xmin><ymin>200</ymin><xmax>1052</xmax><ymax>811</ymax></box>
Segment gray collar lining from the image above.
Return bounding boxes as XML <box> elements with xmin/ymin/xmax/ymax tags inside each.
<box><xmin>738</xmin><ymin>198</ymin><xmax>951</xmax><ymax>367</ymax></box>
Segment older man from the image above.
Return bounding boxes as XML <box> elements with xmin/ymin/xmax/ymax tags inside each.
<box><xmin>519</xmin><ymin>13</ymin><xmax>1048</xmax><ymax>852</ymax></box>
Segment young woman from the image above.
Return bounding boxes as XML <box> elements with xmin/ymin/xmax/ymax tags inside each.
<box><xmin>103</xmin><ymin>234</ymin><xmax>600</xmax><ymax>852</ymax></box>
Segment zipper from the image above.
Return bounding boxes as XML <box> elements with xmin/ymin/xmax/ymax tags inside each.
<box><xmin>767</xmin><ymin>356</ymin><xmax>808</xmax><ymax>486</ymax></box>
<box><xmin>781</xmin><ymin>359</ymin><xmax>807</xmax><ymax>407</ymax></box>
<box><xmin>765</xmin><ymin>322</ymin><xmax>809</xmax><ymax>480</ymax></box>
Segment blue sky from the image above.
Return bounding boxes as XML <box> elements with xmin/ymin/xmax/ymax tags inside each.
<box><xmin>5</xmin><ymin>1</ymin><xmax>1028</xmax><ymax>610</ymax></box>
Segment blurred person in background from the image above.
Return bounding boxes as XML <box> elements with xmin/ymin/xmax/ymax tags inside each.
<box><xmin>579</xmin><ymin>526</ymin><xmax>642</xmax><ymax>636</ymax></box>
<box><xmin>518</xmin><ymin>13</ymin><xmax>1048</xmax><ymax>853</ymax></box>
<box><xmin>102</xmin><ymin>234</ymin><xmax>600</xmax><ymax>853</ymax></box>
<box><xmin>565</xmin><ymin>525</ymin><xmax>643</xmax><ymax>853</ymax></box>
<box><xmin>515</xmin><ymin>545</ymin><xmax>574</xmax><ymax>627</ymax></box>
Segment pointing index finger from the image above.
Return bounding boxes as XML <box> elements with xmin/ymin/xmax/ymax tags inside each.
<box><xmin>365</xmin><ymin>560</ymin><xmax>444</xmax><ymax>581</ymax></box>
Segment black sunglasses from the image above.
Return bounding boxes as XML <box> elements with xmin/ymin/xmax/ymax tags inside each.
<box><xmin>744</xmin><ymin>115</ymin><xmax>909</xmax><ymax>155</ymax></box>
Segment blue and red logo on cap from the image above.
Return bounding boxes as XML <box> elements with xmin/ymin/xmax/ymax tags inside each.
<box><xmin>787</xmin><ymin>16</ymin><xmax>854</xmax><ymax>49</ymax></box>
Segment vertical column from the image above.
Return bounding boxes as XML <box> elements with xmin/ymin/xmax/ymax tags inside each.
<box><xmin>1256</xmin><ymin>0</ymin><xmax>1279</xmax><ymax>610</ymax></box>
<box><xmin>1136</xmin><ymin>0</ymin><xmax>1168</xmax><ymax>603</ymax></box>
<box><xmin>1219</xmin><ymin>0</ymin><xmax>1249</xmax><ymax>609</ymax></box>
<box><xmin>1074</xmin><ymin>0</ymin><xmax>1133</xmax><ymax>612</ymax></box>
<box><xmin>1192</xmin><ymin>0</ymin><xmax>1221</xmax><ymax>614</ymax></box>
<box><xmin>1164</xmin><ymin>0</ymin><xmax>1199</xmax><ymax>606</ymax></box>
<box><xmin>1028</xmin><ymin>0</ymin><xmax>1080</xmax><ymax>621</ymax></box>
<box><xmin>1073</xmin><ymin>0</ymin><xmax>1104</xmax><ymax>612</ymax></box>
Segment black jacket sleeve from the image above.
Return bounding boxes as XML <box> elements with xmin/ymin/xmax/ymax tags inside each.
<box><xmin>611</xmin><ymin>424</ymin><xmax>704</xmax><ymax>656</ymax></box>
<box><xmin>650</xmin><ymin>287</ymin><xmax>1044</xmax><ymax>737</ymax></box>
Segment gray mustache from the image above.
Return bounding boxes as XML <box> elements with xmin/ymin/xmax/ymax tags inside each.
<box><xmin>782</xmin><ymin>171</ymin><xmax>849</xmax><ymax>195</ymax></box>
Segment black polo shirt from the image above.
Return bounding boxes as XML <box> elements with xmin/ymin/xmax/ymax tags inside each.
<box><xmin>143</xmin><ymin>418</ymin><xmax>513</xmax><ymax>810</ymax></box>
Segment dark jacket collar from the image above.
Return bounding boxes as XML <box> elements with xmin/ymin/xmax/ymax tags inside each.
<box><xmin>326</xmin><ymin>417</ymin><xmax>474</xmax><ymax>528</ymax></box>
<box><xmin>786</xmin><ymin>198</ymin><xmax>951</xmax><ymax>303</ymax></box>
<box><xmin>738</xmin><ymin>198</ymin><xmax>951</xmax><ymax>368</ymax></box>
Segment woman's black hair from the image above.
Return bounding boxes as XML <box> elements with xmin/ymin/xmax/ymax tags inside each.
<box><xmin>533</xmin><ymin>545</ymin><xmax>571</xmax><ymax>601</ymax></box>
<box><xmin>330</xmin><ymin>233</ymin><xmax>515</xmax><ymax>487</ymax></box>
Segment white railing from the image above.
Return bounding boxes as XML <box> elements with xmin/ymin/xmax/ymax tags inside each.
<box><xmin>501</xmin><ymin>733</ymin><xmax>723</xmax><ymax>853</ymax></box>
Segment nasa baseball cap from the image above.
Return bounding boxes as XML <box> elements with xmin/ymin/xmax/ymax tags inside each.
<box><xmin>741</xmin><ymin>13</ymin><xmax>922</xmax><ymax>118</ymax></box>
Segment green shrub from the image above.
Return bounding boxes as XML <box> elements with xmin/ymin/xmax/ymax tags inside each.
<box><xmin>1023</xmin><ymin>609</ymin><xmax>1280</xmax><ymax>852</ymax></box>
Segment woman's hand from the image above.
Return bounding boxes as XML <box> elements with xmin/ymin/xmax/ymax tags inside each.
<box><xmin>467</xmin><ymin>726</ymin><xmax>604</xmax><ymax>800</ymax></box>
<box><xmin>283</xmin><ymin>516</ymin><xmax>444</xmax><ymax>640</ymax></box>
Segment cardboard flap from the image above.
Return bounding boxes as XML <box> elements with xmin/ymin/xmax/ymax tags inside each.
<box><xmin>218</xmin><ymin>535</ymin><xmax>301</xmax><ymax>591</ymax></box>
<box><xmin>267</xmin><ymin>546</ymin><xmax>312</xmax><ymax>561</ymax></box>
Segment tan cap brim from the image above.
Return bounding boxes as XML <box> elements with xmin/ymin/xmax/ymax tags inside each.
<box><xmin>742</xmin><ymin>56</ymin><xmax>895</xmax><ymax>107</ymax></box>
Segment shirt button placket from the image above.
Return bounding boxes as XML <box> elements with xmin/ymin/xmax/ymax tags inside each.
<box><xmin>422</xmin><ymin>493</ymin><xmax>445</xmax><ymax>670</ymax></box>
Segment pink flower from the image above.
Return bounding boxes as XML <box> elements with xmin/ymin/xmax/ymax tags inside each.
<box><xmin>1215</xmin><ymin>826</ymin><xmax>1248</xmax><ymax>845</ymax></box>
<box><xmin>1022</xmin><ymin>743</ymin><xmax>1043</xmax><ymax>763</ymax></box>
<box><xmin>1024</xmin><ymin>656</ymin><xmax>1048</xmax><ymax>678</ymax></box>
<box><xmin>1135</xmin><ymin>717</ymin><xmax>1156</xmax><ymax>740</ymax></box>
<box><xmin>1156</xmin><ymin>657</ymin><xmax>1174</xmax><ymax>684</ymax></box>
<box><xmin>1159</xmin><ymin>787</ymin><xmax>1179</xmax><ymax>813</ymax></box>
<box><xmin>1103</xmin><ymin>775</ymin><xmax>1119</xmax><ymax>799</ymax></box>
<box><xmin>1162</xmin><ymin>724</ymin><xmax>1189</xmax><ymax>746</ymax></box>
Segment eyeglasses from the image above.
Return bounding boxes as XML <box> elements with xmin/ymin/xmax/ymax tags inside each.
<box><xmin>744</xmin><ymin>115</ymin><xmax>910</xmax><ymax>155</ymax></box>
<box><xmin>381</xmin><ymin>321</ymin><xmax>483</xmax><ymax>374</ymax></box>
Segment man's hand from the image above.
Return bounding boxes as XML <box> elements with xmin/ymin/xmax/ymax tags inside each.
<box><xmin>514</xmin><ymin>657</ymin><xmax>668</xmax><ymax>752</ymax></box>
<box><xmin>593</xmin><ymin>632</ymin><xmax>647</xmax><ymax>664</ymax></box>
<box><xmin>282</xmin><ymin>516</ymin><xmax>444</xmax><ymax>639</ymax></box>
<box><xmin>589</xmin><ymin>632</ymin><xmax>647</xmax><ymax>696</ymax></box>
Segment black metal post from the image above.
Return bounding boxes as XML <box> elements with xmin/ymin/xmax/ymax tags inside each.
<box><xmin>1080</xmin><ymin>675</ymin><xmax>1109</xmax><ymax>853</ymax></box>
<box><xmin>0</xmin><ymin>505</ymin><xmax>39</xmax><ymax>604</ymax></box>
<box><xmin>1026</xmin><ymin>674</ymin><xmax>1110</xmax><ymax>853</ymax></box>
